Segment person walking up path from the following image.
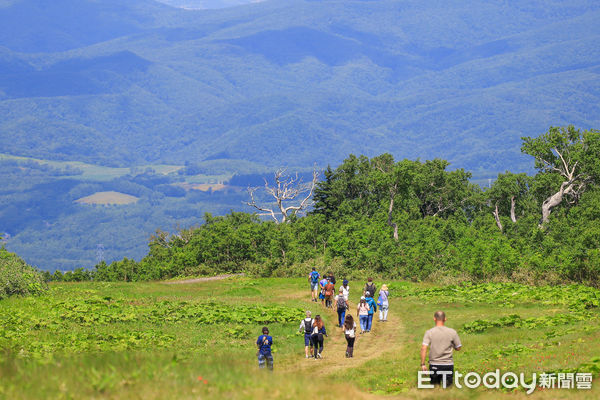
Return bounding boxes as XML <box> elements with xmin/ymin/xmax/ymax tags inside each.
<box><xmin>319</xmin><ymin>276</ymin><xmax>328</xmax><ymax>306</ymax></box>
<box><xmin>308</xmin><ymin>267</ymin><xmax>320</xmax><ymax>302</ymax></box>
<box><xmin>343</xmin><ymin>315</ymin><xmax>356</xmax><ymax>358</ymax></box>
<box><xmin>256</xmin><ymin>326</ymin><xmax>274</xmax><ymax>371</ymax></box>
<box><xmin>364</xmin><ymin>291</ymin><xmax>377</xmax><ymax>332</ymax></box>
<box><xmin>357</xmin><ymin>297</ymin><xmax>369</xmax><ymax>334</ymax></box>
<box><xmin>378</xmin><ymin>284</ymin><xmax>389</xmax><ymax>322</ymax></box>
<box><xmin>324</xmin><ymin>278</ymin><xmax>335</xmax><ymax>308</ymax></box>
<box><xmin>420</xmin><ymin>311</ymin><xmax>462</xmax><ymax>388</ymax></box>
<box><xmin>334</xmin><ymin>289</ymin><xmax>348</xmax><ymax>327</ymax></box>
<box><xmin>340</xmin><ymin>279</ymin><xmax>349</xmax><ymax>301</ymax></box>
<box><xmin>298</xmin><ymin>310</ymin><xmax>314</xmax><ymax>358</ymax></box>
<box><xmin>311</xmin><ymin>315</ymin><xmax>327</xmax><ymax>359</ymax></box>
<box><xmin>363</xmin><ymin>277</ymin><xmax>376</xmax><ymax>297</ymax></box>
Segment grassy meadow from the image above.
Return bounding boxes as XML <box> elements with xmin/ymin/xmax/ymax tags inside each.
<box><xmin>1</xmin><ymin>277</ymin><xmax>599</xmax><ymax>399</ymax></box>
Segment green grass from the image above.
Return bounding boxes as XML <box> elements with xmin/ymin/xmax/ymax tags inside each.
<box><xmin>0</xmin><ymin>278</ymin><xmax>599</xmax><ymax>399</ymax></box>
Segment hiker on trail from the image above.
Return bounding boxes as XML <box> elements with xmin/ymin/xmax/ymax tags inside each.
<box><xmin>357</xmin><ymin>297</ymin><xmax>369</xmax><ymax>334</ymax></box>
<box><xmin>319</xmin><ymin>276</ymin><xmax>328</xmax><ymax>305</ymax></box>
<box><xmin>335</xmin><ymin>288</ymin><xmax>349</xmax><ymax>327</ymax></box>
<box><xmin>324</xmin><ymin>278</ymin><xmax>335</xmax><ymax>308</ymax></box>
<box><xmin>344</xmin><ymin>315</ymin><xmax>356</xmax><ymax>358</ymax></box>
<box><xmin>298</xmin><ymin>310</ymin><xmax>314</xmax><ymax>358</ymax></box>
<box><xmin>378</xmin><ymin>284</ymin><xmax>389</xmax><ymax>322</ymax></box>
<box><xmin>340</xmin><ymin>279</ymin><xmax>349</xmax><ymax>301</ymax></box>
<box><xmin>309</xmin><ymin>267</ymin><xmax>320</xmax><ymax>302</ymax></box>
<box><xmin>363</xmin><ymin>277</ymin><xmax>376</xmax><ymax>297</ymax></box>
<box><xmin>310</xmin><ymin>315</ymin><xmax>327</xmax><ymax>359</ymax></box>
<box><xmin>364</xmin><ymin>291</ymin><xmax>377</xmax><ymax>332</ymax></box>
<box><xmin>256</xmin><ymin>326</ymin><xmax>274</xmax><ymax>371</ymax></box>
<box><xmin>421</xmin><ymin>311</ymin><xmax>462</xmax><ymax>388</ymax></box>
<box><xmin>327</xmin><ymin>271</ymin><xmax>336</xmax><ymax>285</ymax></box>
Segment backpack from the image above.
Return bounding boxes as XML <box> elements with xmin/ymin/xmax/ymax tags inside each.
<box><xmin>304</xmin><ymin>318</ymin><xmax>313</xmax><ymax>334</ymax></box>
<box><xmin>365</xmin><ymin>283</ymin><xmax>376</xmax><ymax>295</ymax></box>
<box><xmin>310</xmin><ymin>271</ymin><xmax>319</xmax><ymax>283</ymax></box>
<box><xmin>337</xmin><ymin>296</ymin><xmax>346</xmax><ymax>310</ymax></box>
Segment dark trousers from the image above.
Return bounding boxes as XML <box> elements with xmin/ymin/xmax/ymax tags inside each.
<box><xmin>337</xmin><ymin>308</ymin><xmax>346</xmax><ymax>327</ymax></box>
<box><xmin>345</xmin><ymin>334</ymin><xmax>355</xmax><ymax>356</ymax></box>
<box><xmin>430</xmin><ymin>364</ymin><xmax>454</xmax><ymax>387</ymax></box>
<box><xmin>311</xmin><ymin>334</ymin><xmax>323</xmax><ymax>355</ymax></box>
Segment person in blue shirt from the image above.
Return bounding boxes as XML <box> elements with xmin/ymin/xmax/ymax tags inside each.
<box><xmin>256</xmin><ymin>326</ymin><xmax>273</xmax><ymax>370</ymax></box>
<box><xmin>364</xmin><ymin>291</ymin><xmax>377</xmax><ymax>332</ymax></box>
<box><xmin>318</xmin><ymin>277</ymin><xmax>328</xmax><ymax>306</ymax></box>
<box><xmin>308</xmin><ymin>267</ymin><xmax>320</xmax><ymax>302</ymax></box>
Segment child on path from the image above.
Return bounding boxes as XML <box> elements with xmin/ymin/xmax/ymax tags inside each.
<box><xmin>319</xmin><ymin>276</ymin><xmax>328</xmax><ymax>305</ymax></box>
<box><xmin>364</xmin><ymin>291</ymin><xmax>377</xmax><ymax>332</ymax></box>
<box><xmin>378</xmin><ymin>284</ymin><xmax>389</xmax><ymax>322</ymax></box>
<box><xmin>256</xmin><ymin>326</ymin><xmax>273</xmax><ymax>370</ymax></box>
<box><xmin>310</xmin><ymin>315</ymin><xmax>327</xmax><ymax>359</ymax></box>
<box><xmin>344</xmin><ymin>315</ymin><xmax>356</xmax><ymax>358</ymax></box>
<box><xmin>334</xmin><ymin>289</ymin><xmax>348</xmax><ymax>327</ymax></box>
<box><xmin>357</xmin><ymin>297</ymin><xmax>369</xmax><ymax>334</ymax></box>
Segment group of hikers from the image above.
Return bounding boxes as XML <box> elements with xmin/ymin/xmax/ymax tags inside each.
<box><xmin>256</xmin><ymin>268</ymin><xmax>462</xmax><ymax>388</ymax></box>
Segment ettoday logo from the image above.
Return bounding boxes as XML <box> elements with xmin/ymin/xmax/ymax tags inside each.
<box><xmin>418</xmin><ymin>370</ymin><xmax>593</xmax><ymax>394</ymax></box>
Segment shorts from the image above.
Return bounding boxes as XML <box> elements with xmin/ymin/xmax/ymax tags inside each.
<box><xmin>319</xmin><ymin>292</ymin><xmax>325</xmax><ymax>300</ymax></box>
<box><xmin>304</xmin><ymin>333</ymin><xmax>312</xmax><ymax>346</ymax></box>
<box><xmin>310</xmin><ymin>282</ymin><xmax>318</xmax><ymax>291</ymax></box>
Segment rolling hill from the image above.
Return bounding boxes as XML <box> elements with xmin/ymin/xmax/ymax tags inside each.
<box><xmin>1</xmin><ymin>0</ymin><xmax>600</xmax><ymax>270</ymax></box>
<box><xmin>0</xmin><ymin>0</ymin><xmax>598</xmax><ymax>173</ymax></box>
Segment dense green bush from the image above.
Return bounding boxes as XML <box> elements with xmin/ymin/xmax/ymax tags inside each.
<box><xmin>46</xmin><ymin>128</ymin><xmax>600</xmax><ymax>286</ymax></box>
<box><xmin>0</xmin><ymin>247</ymin><xmax>47</xmax><ymax>299</ymax></box>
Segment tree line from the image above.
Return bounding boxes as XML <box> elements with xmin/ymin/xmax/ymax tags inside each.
<box><xmin>46</xmin><ymin>126</ymin><xmax>600</xmax><ymax>286</ymax></box>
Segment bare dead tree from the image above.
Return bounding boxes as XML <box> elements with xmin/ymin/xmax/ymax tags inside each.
<box><xmin>246</xmin><ymin>168</ymin><xmax>319</xmax><ymax>224</ymax></box>
<box><xmin>538</xmin><ymin>148</ymin><xmax>589</xmax><ymax>225</ymax></box>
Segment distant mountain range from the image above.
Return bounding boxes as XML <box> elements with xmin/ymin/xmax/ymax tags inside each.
<box><xmin>1</xmin><ymin>0</ymin><xmax>600</xmax><ymax>271</ymax></box>
<box><xmin>1</xmin><ymin>0</ymin><xmax>599</xmax><ymax>176</ymax></box>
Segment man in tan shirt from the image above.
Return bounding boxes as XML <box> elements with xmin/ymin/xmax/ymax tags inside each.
<box><xmin>420</xmin><ymin>311</ymin><xmax>462</xmax><ymax>387</ymax></box>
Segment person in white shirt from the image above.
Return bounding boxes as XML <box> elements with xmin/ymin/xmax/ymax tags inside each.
<box><xmin>339</xmin><ymin>279</ymin><xmax>350</xmax><ymax>301</ymax></box>
<box><xmin>297</xmin><ymin>310</ymin><xmax>314</xmax><ymax>358</ymax></box>
<box><xmin>343</xmin><ymin>314</ymin><xmax>356</xmax><ymax>357</ymax></box>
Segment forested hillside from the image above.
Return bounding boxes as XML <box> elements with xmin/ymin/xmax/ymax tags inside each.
<box><xmin>2</xmin><ymin>0</ymin><xmax>600</xmax><ymax>270</ymax></box>
<box><xmin>0</xmin><ymin>0</ymin><xmax>599</xmax><ymax>172</ymax></box>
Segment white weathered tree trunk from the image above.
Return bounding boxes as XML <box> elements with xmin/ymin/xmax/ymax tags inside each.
<box><xmin>510</xmin><ymin>196</ymin><xmax>517</xmax><ymax>223</ymax></box>
<box><xmin>540</xmin><ymin>181</ymin><xmax>573</xmax><ymax>225</ymax></box>
<box><xmin>387</xmin><ymin>194</ymin><xmax>399</xmax><ymax>241</ymax></box>
<box><xmin>492</xmin><ymin>202</ymin><xmax>503</xmax><ymax>232</ymax></box>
